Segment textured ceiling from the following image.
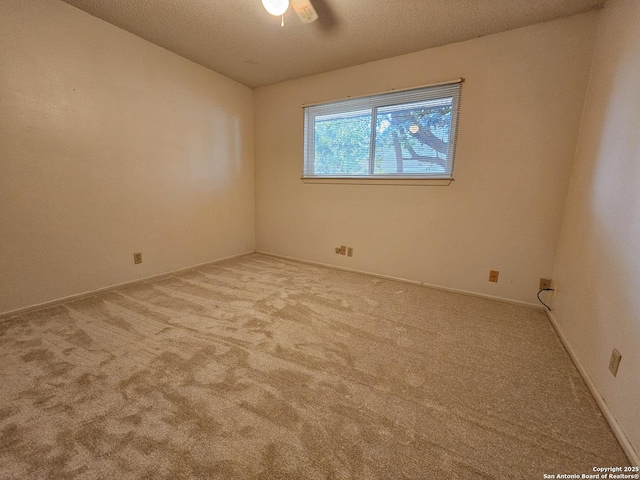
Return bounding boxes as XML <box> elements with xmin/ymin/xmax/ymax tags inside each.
<box><xmin>60</xmin><ymin>0</ymin><xmax>605</xmax><ymax>88</ymax></box>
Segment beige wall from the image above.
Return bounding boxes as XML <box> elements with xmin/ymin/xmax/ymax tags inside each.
<box><xmin>0</xmin><ymin>0</ymin><xmax>255</xmax><ymax>314</ymax></box>
<box><xmin>552</xmin><ymin>0</ymin><xmax>640</xmax><ymax>459</ymax></box>
<box><xmin>254</xmin><ymin>14</ymin><xmax>598</xmax><ymax>306</ymax></box>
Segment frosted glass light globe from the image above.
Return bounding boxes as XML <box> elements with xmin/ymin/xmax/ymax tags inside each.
<box><xmin>262</xmin><ymin>0</ymin><xmax>289</xmax><ymax>16</ymax></box>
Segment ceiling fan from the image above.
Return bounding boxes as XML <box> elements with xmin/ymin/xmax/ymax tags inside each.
<box><xmin>262</xmin><ymin>0</ymin><xmax>319</xmax><ymax>25</ymax></box>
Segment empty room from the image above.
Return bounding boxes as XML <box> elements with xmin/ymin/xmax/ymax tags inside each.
<box><xmin>1</xmin><ymin>0</ymin><xmax>638</xmax><ymax>478</ymax></box>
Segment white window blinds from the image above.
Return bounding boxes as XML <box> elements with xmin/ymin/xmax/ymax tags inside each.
<box><xmin>303</xmin><ymin>80</ymin><xmax>462</xmax><ymax>180</ymax></box>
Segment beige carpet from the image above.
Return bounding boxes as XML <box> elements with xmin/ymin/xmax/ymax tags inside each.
<box><xmin>0</xmin><ymin>254</ymin><xmax>629</xmax><ymax>479</ymax></box>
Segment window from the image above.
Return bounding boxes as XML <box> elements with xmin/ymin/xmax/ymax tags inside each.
<box><xmin>303</xmin><ymin>80</ymin><xmax>462</xmax><ymax>184</ymax></box>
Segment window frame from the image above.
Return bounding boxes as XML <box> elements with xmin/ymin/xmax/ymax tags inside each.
<box><xmin>302</xmin><ymin>79</ymin><xmax>463</xmax><ymax>185</ymax></box>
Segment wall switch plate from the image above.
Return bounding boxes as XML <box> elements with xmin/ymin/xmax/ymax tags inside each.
<box><xmin>347</xmin><ymin>247</ymin><xmax>353</xmax><ymax>257</ymax></box>
<box><xmin>489</xmin><ymin>270</ymin><xmax>499</xmax><ymax>282</ymax></box>
<box><xmin>335</xmin><ymin>247</ymin><xmax>341</xmax><ymax>254</ymax></box>
<box><xmin>134</xmin><ymin>252</ymin><xmax>142</xmax><ymax>264</ymax></box>
<box><xmin>609</xmin><ymin>349</ymin><xmax>622</xmax><ymax>377</ymax></box>
<box><xmin>539</xmin><ymin>278</ymin><xmax>552</xmax><ymax>290</ymax></box>
<box><xmin>340</xmin><ymin>245</ymin><xmax>346</xmax><ymax>255</ymax></box>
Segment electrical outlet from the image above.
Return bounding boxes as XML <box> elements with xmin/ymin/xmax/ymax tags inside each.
<box><xmin>340</xmin><ymin>245</ymin><xmax>346</xmax><ymax>255</ymax></box>
<box><xmin>133</xmin><ymin>252</ymin><xmax>142</xmax><ymax>264</ymax></box>
<box><xmin>609</xmin><ymin>349</ymin><xmax>622</xmax><ymax>377</ymax></box>
<box><xmin>550</xmin><ymin>280</ymin><xmax>560</xmax><ymax>298</ymax></box>
<box><xmin>489</xmin><ymin>270</ymin><xmax>499</xmax><ymax>282</ymax></box>
<box><xmin>335</xmin><ymin>247</ymin><xmax>341</xmax><ymax>254</ymax></box>
<box><xmin>347</xmin><ymin>247</ymin><xmax>353</xmax><ymax>257</ymax></box>
<box><xmin>539</xmin><ymin>278</ymin><xmax>552</xmax><ymax>290</ymax></box>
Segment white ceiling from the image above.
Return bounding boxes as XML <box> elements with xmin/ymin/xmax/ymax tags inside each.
<box><xmin>60</xmin><ymin>0</ymin><xmax>605</xmax><ymax>88</ymax></box>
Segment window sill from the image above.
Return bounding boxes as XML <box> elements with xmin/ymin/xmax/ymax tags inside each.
<box><xmin>301</xmin><ymin>176</ymin><xmax>453</xmax><ymax>186</ymax></box>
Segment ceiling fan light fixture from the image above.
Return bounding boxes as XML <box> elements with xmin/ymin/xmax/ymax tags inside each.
<box><xmin>262</xmin><ymin>0</ymin><xmax>289</xmax><ymax>16</ymax></box>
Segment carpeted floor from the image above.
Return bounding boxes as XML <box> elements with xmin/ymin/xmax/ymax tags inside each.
<box><xmin>0</xmin><ymin>254</ymin><xmax>629</xmax><ymax>479</ymax></box>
